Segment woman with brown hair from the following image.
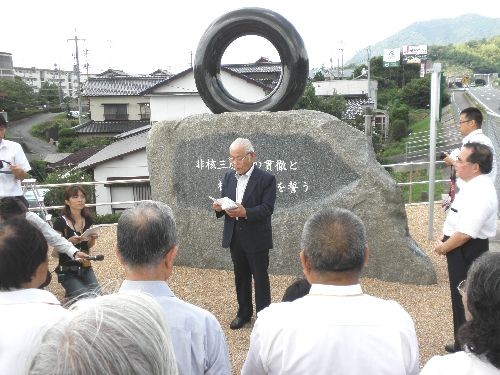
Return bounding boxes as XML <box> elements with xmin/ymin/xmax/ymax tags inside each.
<box><xmin>53</xmin><ymin>185</ymin><xmax>101</xmax><ymax>300</ymax></box>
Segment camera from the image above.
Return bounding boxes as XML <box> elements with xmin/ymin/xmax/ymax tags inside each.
<box><xmin>55</xmin><ymin>264</ymin><xmax>83</xmax><ymax>282</ymax></box>
<box><xmin>438</xmin><ymin>152</ymin><xmax>447</xmax><ymax>160</ymax></box>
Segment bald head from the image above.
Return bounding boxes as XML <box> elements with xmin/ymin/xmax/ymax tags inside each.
<box><xmin>117</xmin><ymin>201</ymin><xmax>177</xmax><ymax>267</ymax></box>
<box><xmin>301</xmin><ymin>208</ymin><xmax>367</xmax><ymax>274</ymax></box>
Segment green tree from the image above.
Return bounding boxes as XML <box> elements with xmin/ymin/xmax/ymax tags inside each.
<box><xmin>38</xmin><ymin>82</ymin><xmax>60</xmax><ymax>107</ymax></box>
<box><xmin>400</xmin><ymin>76</ymin><xmax>431</xmax><ymax>109</ymax></box>
<box><xmin>390</xmin><ymin>119</ymin><xmax>409</xmax><ymax>141</ymax></box>
<box><xmin>29</xmin><ymin>159</ymin><xmax>49</xmax><ymax>182</ymax></box>
<box><xmin>294</xmin><ymin>83</ymin><xmax>346</xmax><ymax>119</ymax></box>
<box><xmin>0</xmin><ymin>77</ymin><xmax>38</xmax><ymax>112</ymax></box>
<box><xmin>312</xmin><ymin>71</ymin><xmax>325</xmax><ymax>81</ymax></box>
<box><xmin>43</xmin><ymin>168</ymin><xmax>95</xmax><ymax>213</ymax></box>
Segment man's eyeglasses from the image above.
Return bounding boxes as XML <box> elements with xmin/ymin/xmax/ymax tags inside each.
<box><xmin>457</xmin><ymin>280</ymin><xmax>467</xmax><ymax>296</ymax></box>
<box><xmin>459</xmin><ymin>119</ymin><xmax>472</xmax><ymax>125</ymax></box>
<box><xmin>228</xmin><ymin>153</ymin><xmax>250</xmax><ymax>163</ymax></box>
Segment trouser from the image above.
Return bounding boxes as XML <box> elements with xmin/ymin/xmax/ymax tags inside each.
<box><xmin>59</xmin><ymin>267</ymin><xmax>102</xmax><ymax>301</ymax></box>
<box><xmin>230</xmin><ymin>223</ymin><xmax>271</xmax><ymax>319</ymax></box>
<box><xmin>444</xmin><ymin>236</ymin><xmax>488</xmax><ymax>345</ymax></box>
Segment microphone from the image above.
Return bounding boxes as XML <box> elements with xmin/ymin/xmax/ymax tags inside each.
<box><xmin>86</xmin><ymin>255</ymin><xmax>105</xmax><ymax>261</ymax></box>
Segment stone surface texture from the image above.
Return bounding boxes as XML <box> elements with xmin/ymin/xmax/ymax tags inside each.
<box><xmin>147</xmin><ymin>110</ymin><xmax>436</xmax><ymax>284</ymax></box>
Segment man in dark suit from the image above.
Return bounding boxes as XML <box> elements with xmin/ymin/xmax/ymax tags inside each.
<box><xmin>213</xmin><ymin>138</ymin><xmax>276</xmax><ymax>330</ymax></box>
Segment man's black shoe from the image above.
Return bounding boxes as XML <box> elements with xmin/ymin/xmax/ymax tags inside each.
<box><xmin>444</xmin><ymin>343</ymin><xmax>460</xmax><ymax>353</ymax></box>
<box><xmin>230</xmin><ymin>316</ymin><xmax>251</xmax><ymax>330</ymax></box>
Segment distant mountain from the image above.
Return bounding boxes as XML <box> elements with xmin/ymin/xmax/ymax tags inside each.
<box><xmin>347</xmin><ymin>14</ymin><xmax>500</xmax><ymax>65</ymax></box>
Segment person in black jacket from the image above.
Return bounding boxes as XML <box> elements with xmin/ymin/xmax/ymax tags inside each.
<box><xmin>53</xmin><ymin>185</ymin><xmax>101</xmax><ymax>300</ymax></box>
<box><xmin>213</xmin><ymin>138</ymin><xmax>276</xmax><ymax>329</ymax></box>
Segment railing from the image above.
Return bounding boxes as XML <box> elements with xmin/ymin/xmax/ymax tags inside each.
<box><xmin>24</xmin><ymin>163</ymin><xmax>450</xmax><ymax>214</ymax></box>
<box><xmin>25</xmin><ymin>178</ymin><xmax>151</xmax><ymax>212</ymax></box>
<box><xmin>382</xmin><ymin>160</ymin><xmax>450</xmax><ymax>204</ymax></box>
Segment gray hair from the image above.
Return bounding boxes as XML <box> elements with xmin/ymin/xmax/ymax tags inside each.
<box><xmin>301</xmin><ymin>207</ymin><xmax>367</xmax><ymax>273</ymax></box>
<box><xmin>230</xmin><ymin>138</ymin><xmax>254</xmax><ymax>153</ymax></box>
<box><xmin>28</xmin><ymin>293</ymin><xmax>178</xmax><ymax>375</ymax></box>
<box><xmin>117</xmin><ymin>201</ymin><xmax>177</xmax><ymax>266</ymax></box>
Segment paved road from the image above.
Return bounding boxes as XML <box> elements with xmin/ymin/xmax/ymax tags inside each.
<box><xmin>468</xmin><ymin>86</ymin><xmax>500</xmax><ymax>114</ymax></box>
<box><xmin>7</xmin><ymin>112</ymin><xmax>60</xmax><ymax>159</ymax></box>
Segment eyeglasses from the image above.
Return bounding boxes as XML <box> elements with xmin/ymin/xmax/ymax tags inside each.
<box><xmin>459</xmin><ymin>119</ymin><xmax>472</xmax><ymax>125</ymax></box>
<box><xmin>228</xmin><ymin>153</ymin><xmax>250</xmax><ymax>163</ymax></box>
<box><xmin>457</xmin><ymin>280</ymin><xmax>467</xmax><ymax>296</ymax></box>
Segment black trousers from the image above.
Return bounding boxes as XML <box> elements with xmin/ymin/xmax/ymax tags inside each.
<box><xmin>230</xmin><ymin>222</ymin><xmax>271</xmax><ymax>319</ymax></box>
<box><xmin>445</xmin><ymin>236</ymin><xmax>488</xmax><ymax>344</ymax></box>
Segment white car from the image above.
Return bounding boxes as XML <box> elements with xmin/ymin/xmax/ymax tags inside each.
<box><xmin>67</xmin><ymin>110</ymin><xmax>80</xmax><ymax>119</ymax></box>
<box><xmin>24</xmin><ymin>188</ymin><xmax>51</xmax><ymax>219</ymax></box>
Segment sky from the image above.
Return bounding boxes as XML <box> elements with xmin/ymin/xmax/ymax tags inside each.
<box><xmin>2</xmin><ymin>0</ymin><xmax>499</xmax><ymax>75</ymax></box>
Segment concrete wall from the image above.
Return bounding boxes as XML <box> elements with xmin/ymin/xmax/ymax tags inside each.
<box><xmin>148</xmin><ymin>70</ymin><xmax>266</xmax><ymax>122</ymax></box>
<box><xmin>93</xmin><ymin>150</ymin><xmax>148</xmax><ymax>215</ymax></box>
<box><xmin>88</xmin><ymin>96</ymin><xmax>150</xmax><ymax>121</ymax></box>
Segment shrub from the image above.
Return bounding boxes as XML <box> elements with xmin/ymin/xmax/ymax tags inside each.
<box><xmin>93</xmin><ymin>213</ymin><xmax>122</xmax><ymax>224</ymax></box>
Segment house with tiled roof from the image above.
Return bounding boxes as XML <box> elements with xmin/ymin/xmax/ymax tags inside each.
<box><xmin>48</xmin><ymin>146</ymin><xmax>104</xmax><ymax>170</ymax></box>
<box><xmin>77</xmin><ymin>128</ymin><xmax>151</xmax><ymax>215</ymax></box>
<box><xmin>142</xmin><ymin>67</ymin><xmax>268</xmax><ymax>122</ymax></box>
<box><xmin>75</xmin><ymin>64</ymin><xmax>271</xmax><ymax>214</ymax></box>
<box><xmin>223</xmin><ymin>57</ymin><xmax>281</xmax><ymax>90</ymax></box>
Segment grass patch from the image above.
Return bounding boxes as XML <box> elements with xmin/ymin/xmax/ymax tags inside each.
<box><xmin>389</xmin><ymin>167</ymin><xmax>446</xmax><ymax>203</ymax></box>
<box><xmin>30</xmin><ymin>113</ymin><xmax>78</xmax><ymax>140</ymax></box>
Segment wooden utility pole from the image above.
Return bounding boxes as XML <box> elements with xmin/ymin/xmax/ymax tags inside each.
<box><xmin>68</xmin><ymin>35</ymin><xmax>85</xmax><ymax>124</ymax></box>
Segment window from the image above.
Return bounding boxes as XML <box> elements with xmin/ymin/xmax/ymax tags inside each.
<box><xmin>139</xmin><ymin>103</ymin><xmax>150</xmax><ymax>120</ymax></box>
<box><xmin>103</xmin><ymin>104</ymin><xmax>128</xmax><ymax>121</ymax></box>
<box><xmin>132</xmin><ymin>183</ymin><xmax>151</xmax><ymax>201</ymax></box>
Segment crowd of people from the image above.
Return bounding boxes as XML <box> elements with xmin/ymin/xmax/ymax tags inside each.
<box><xmin>1</xmin><ymin>112</ymin><xmax>499</xmax><ymax>374</ymax></box>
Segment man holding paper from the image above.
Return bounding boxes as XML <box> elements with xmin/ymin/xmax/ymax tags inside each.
<box><xmin>212</xmin><ymin>138</ymin><xmax>276</xmax><ymax>330</ymax></box>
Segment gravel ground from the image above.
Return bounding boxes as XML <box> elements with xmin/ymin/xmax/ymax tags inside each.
<box><xmin>47</xmin><ymin>205</ymin><xmax>449</xmax><ymax>373</ymax></box>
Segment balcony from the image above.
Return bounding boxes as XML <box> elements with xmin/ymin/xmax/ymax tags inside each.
<box><xmin>104</xmin><ymin>114</ymin><xmax>129</xmax><ymax>121</ymax></box>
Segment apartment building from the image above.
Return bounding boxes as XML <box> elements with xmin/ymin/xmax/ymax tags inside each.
<box><xmin>14</xmin><ymin>66</ymin><xmax>94</xmax><ymax>98</ymax></box>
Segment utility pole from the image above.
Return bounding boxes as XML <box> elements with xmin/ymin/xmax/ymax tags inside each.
<box><xmin>54</xmin><ymin>63</ymin><xmax>63</xmax><ymax>108</ymax></box>
<box><xmin>366</xmin><ymin>46</ymin><xmax>371</xmax><ymax>100</ymax></box>
<box><xmin>428</xmin><ymin>63</ymin><xmax>442</xmax><ymax>240</ymax></box>
<box><xmin>68</xmin><ymin>35</ymin><xmax>85</xmax><ymax>124</ymax></box>
<box><xmin>338</xmin><ymin>48</ymin><xmax>344</xmax><ymax>79</ymax></box>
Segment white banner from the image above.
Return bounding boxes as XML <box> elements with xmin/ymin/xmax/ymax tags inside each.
<box><xmin>383</xmin><ymin>48</ymin><xmax>400</xmax><ymax>67</ymax></box>
<box><xmin>402</xmin><ymin>45</ymin><xmax>428</xmax><ymax>55</ymax></box>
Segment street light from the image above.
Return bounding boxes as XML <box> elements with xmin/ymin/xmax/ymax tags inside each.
<box><xmin>338</xmin><ymin>48</ymin><xmax>344</xmax><ymax>79</ymax></box>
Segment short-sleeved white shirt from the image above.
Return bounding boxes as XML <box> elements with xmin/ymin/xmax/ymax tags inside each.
<box><xmin>0</xmin><ymin>139</ymin><xmax>31</xmax><ymax>197</ymax></box>
<box><xmin>443</xmin><ymin>174</ymin><xmax>498</xmax><ymax>239</ymax></box>
<box><xmin>421</xmin><ymin>351</ymin><xmax>500</xmax><ymax>375</ymax></box>
<box><xmin>449</xmin><ymin>129</ymin><xmax>497</xmax><ymax>188</ymax></box>
<box><xmin>0</xmin><ymin>289</ymin><xmax>68</xmax><ymax>375</ymax></box>
<box><xmin>242</xmin><ymin>284</ymin><xmax>419</xmax><ymax>375</ymax></box>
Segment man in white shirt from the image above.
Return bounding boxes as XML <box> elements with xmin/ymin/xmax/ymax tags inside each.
<box><xmin>434</xmin><ymin>142</ymin><xmax>498</xmax><ymax>353</ymax></box>
<box><xmin>0</xmin><ymin>114</ymin><xmax>31</xmax><ymax>199</ymax></box>
<box><xmin>116</xmin><ymin>201</ymin><xmax>231</xmax><ymax>375</ymax></box>
<box><xmin>443</xmin><ymin>107</ymin><xmax>497</xmax><ymax>189</ymax></box>
<box><xmin>242</xmin><ymin>207</ymin><xmax>419</xmax><ymax>375</ymax></box>
<box><xmin>0</xmin><ymin>217</ymin><xmax>69</xmax><ymax>375</ymax></box>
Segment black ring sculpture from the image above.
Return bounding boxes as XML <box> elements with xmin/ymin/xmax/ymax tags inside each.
<box><xmin>194</xmin><ymin>8</ymin><xmax>309</xmax><ymax>113</ymax></box>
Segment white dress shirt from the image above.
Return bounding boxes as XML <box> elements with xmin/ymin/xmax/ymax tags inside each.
<box><xmin>0</xmin><ymin>288</ymin><xmax>68</xmax><ymax>375</ymax></box>
<box><xmin>235</xmin><ymin>164</ymin><xmax>254</xmax><ymax>204</ymax></box>
<box><xmin>242</xmin><ymin>284</ymin><xmax>419</xmax><ymax>375</ymax></box>
<box><xmin>0</xmin><ymin>139</ymin><xmax>31</xmax><ymax>197</ymax></box>
<box><xmin>25</xmin><ymin>212</ymin><xmax>79</xmax><ymax>258</ymax></box>
<box><xmin>421</xmin><ymin>351</ymin><xmax>500</xmax><ymax>375</ymax></box>
<box><xmin>449</xmin><ymin>129</ymin><xmax>497</xmax><ymax>188</ymax></box>
<box><xmin>119</xmin><ymin>280</ymin><xmax>231</xmax><ymax>375</ymax></box>
<box><xmin>443</xmin><ymin>174</ymin><xmax>498</xmax><ymax>239</ymax></box>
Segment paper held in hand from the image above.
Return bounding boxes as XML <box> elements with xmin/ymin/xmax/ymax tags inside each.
<box><xmin>209</xmin><ymin>196</ymin><xmax>238</xmax><ymax>210</ymax></box>
<box><xmin>80</xmin><ymin>224</ymin><xmax>115</xmax><ymax>241</ymax></box>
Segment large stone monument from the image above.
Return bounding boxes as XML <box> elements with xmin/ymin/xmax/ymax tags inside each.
<box><xmin>147</xmin><ymin>109</ymin><xmax>437</xmax><ymax>284</ymax></box>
